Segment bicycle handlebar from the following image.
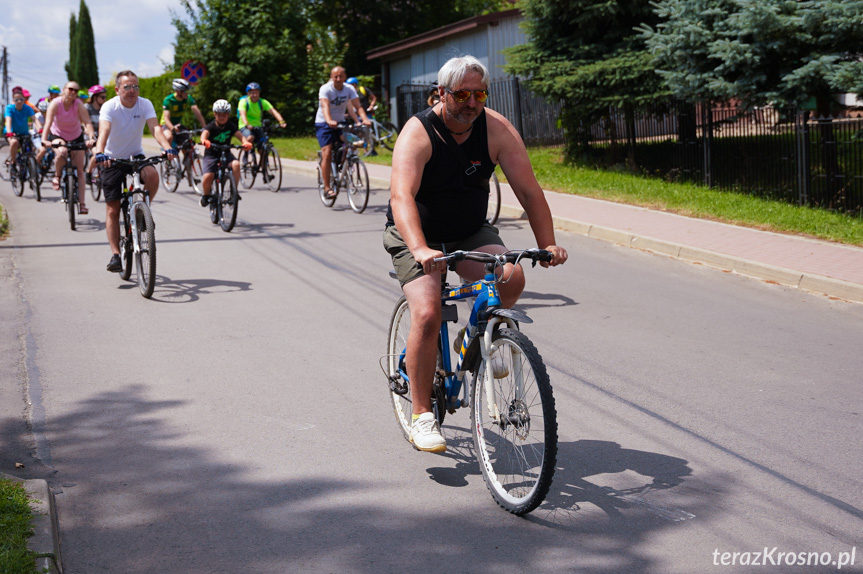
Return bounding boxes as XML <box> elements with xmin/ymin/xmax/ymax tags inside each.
<box><xmin>433</xmin><ymin>249</ymin><xmax>554</xmax><ymax>270</ymax></box>
<box><xmin>110</xmin><ymin>155</ymin><xmax>166</xmax><ymax>171</ymax></box>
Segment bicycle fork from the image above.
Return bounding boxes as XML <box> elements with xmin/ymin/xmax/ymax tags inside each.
<box><xmin>481</xmin><ymin>315</ymin><xmax>523</xmax><ymax>427</ymax></box>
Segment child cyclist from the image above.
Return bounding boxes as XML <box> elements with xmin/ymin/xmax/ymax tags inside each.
<box><xmin>198</xmin><ymin>99</ymin><xmax>252</xmax><ymax>207</ymax></box>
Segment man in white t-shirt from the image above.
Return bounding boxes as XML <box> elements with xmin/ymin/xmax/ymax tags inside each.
<box><xmin>94</xmin><ymin>70</ymin><xmax>174</xmax><ymax>273</ymax></box>
<box><xmin>314</xmin><ymin>66</ymin><xmax>370</xmax><ymax>199</ymax></box>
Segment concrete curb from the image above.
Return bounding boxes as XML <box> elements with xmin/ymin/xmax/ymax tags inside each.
<box><xmin>514</xmin><ymin>204</ymin><xmax>863</xmax><ymax>304</ymax></box>
<box><xmin>1</xmin><ymin>472</ymin><xmax>62</xmax><ymax>574</ymax></box>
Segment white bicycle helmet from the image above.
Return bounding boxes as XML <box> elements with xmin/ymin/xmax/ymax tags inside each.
<box><xmin>173</xmin><ymin>78</ymin><xmax>191</xmax><ymax>92</ymax></box>
<box><xmin>37</xmin><ymin>99</ymin><xmax>49</xmax><ymax>113</ymax></box>
<box><xmin>212</xmin><ymin>99</ymin><xmax>231</xmax><ymax>113</ymax></box>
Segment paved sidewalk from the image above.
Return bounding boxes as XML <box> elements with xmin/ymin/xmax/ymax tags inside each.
<box><xmin>281</xmin><ymin>157</ymin><xmax>863</xmax><ymax>304</ymax></box>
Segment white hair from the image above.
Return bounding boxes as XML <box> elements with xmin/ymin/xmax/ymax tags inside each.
<box><xmin>438</xmin><ymin>56</ymin><xmax>490</xmax><ymax>90</ymax></box>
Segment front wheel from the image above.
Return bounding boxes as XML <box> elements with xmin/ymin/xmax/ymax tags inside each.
<box><xmin>159</xmin><ymin>155</ymin><xmax>181</xmax><ymax>192</ymax></box>
<box><xmin>133</xmin><ymin>202</ymin><xmax>157</xmax><ymax>298</ymax></box>
<box><xmin>219</xmin><ymin>174</ymin><xmax>238</xmax><ymax>232</ymax></box>
<box><xmin>11</xmin><ymin>159</ymin><xmax>24</xmax><ymax>197</ymax></box>
<box><xmin>347</xmin><ymin>158</ymin><xmax>369</xmax><ymax>214</ymax></box>
<box><xmin>27</xmin><ymin>156</ymin><xmax>41</xmax><ymax>201</ymax></box>
<box><xmin>487</xmin><ymin>172</ymin><xmax>501</xmax><ymax>225</ymax></box>
<box><xmin>89</xmin><ymin>165</ymin><xmax>102</xmax><ymax>202</ymax></box>
<box><xmin>471</xmin><ymin>328</ymin><xmax>557</xmax><ymax>515</ymax></box>
<box><xmin>66</xmin><ymin>172</ymin><xmax>77</xmax><ymax>231</ymax></box>
<box><xmin>186</xmin><ymin>152</ymin><xmax>203</xmax><ymax>194</ymax></box>
<box><xmin>378</xmin><ymin>122</ymin><xmax>399</xmax><ymax>151</ymax></box>
<box><xmin>265</xmin><ymin>146</ymin><xmax>282</xmax><ymax>192</ymax></box>
<box><xmin>120</xmin><ymin>206</ymin><xmax>133</xmax><ymax>281</ymax></box>
<box><xmin>240</xmin><ymin>149</ymin><xmax>256</xmax><ymax>189</ymax></box>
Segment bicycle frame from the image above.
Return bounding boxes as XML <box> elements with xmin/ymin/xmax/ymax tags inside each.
<box><xmin>123</xmin><ymin>171</ymin><xmax>150</xmax><ymax>254</ymax></box>
<box><xmin>395</xmin><ymin>267</ymin><xmax>527</xmax><ymax>415</ymax></box>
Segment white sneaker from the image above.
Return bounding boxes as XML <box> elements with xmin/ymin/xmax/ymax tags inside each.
<box><xmin>410</xmin><ymin>412</ymin><xmax>447</xmax><ymax>453</ymax></box>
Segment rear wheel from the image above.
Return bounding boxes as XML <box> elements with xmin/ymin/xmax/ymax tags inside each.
<box><xmin>471</xmin><ymin>328</ymin><xmax>557</xmax><ymax>515</ymax></box>
<box><xmin>0</xmin><ymin>144</ymin><xmax>11</xmax><ymax>182</ymax></box>
<box><xmin>240</xmin><ymin>149</ymin><xmax>256</xmax><ymax>189</ymax></box>
<box><xmin>317</xmin><ymin>162</ymin><xmax>336</xmax><ymax>207</ymax></box>
<box><xmin>347</xmin><ymin>158</ymin><xmax>369</xmax><ymax>213</ymax></box>
<box><xmin>133</xmin><ymin>202</ymin><xmax>157</xmax><ymax>298</ymax></box>
<box><xmin>386</xmin><ymin>297</ymin><xmax>446</xmax><ymax>443</ymax></box>
<box><xmin>66</xmin><ymin>172</ymin><xmax>77</xmax><ymax>231</ymax></box>
<box><xmin>265</xmin><ymin>146</ymin><xmax>282</xmax><ymax>192</ymax></box>
<box><xmin>159</xmin><ymin>156</ymin><xmax>181</xmax><ymax>192</ymax></box>
<box><xmin>219</xmin><ymin>174</ymin><xmax>238</xmax><ymax>232</ymax></box>
<box><xmin>27</xmin><ymin>156</ymin><xmax>41</xmax><ymax>201</ymax></box>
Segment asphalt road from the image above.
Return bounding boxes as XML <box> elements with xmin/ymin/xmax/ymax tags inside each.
<box><xmin>1</xmin><ymin>168</ymin><xmax>862</xmax><ymax>573</ymax></box>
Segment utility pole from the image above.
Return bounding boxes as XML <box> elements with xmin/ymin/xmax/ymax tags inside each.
<box><xmin>1</xmin><ymin>46</ymin><xmax>9</xmax><ymax>108</ymax></box>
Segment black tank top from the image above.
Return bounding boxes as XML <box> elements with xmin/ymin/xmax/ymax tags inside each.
<box><xmin>386</xmin><ymin>107</ymin><xmax>495</xmax><ymax>243</ymax></box>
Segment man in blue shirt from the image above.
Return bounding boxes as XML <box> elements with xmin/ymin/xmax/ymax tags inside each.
<box><xmin>4</xmin><ymin>92</ymin><xmax>38</xmax><ymax>172</ymax></box>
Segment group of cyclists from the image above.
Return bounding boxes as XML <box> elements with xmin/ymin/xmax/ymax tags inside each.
<box><xmin>6</xmin><ymin>58</ymin><xmax>568</xmax><ymax>458</ymax></box>
<box><xmin>3</xmin><ymin>73</ymin><xmax>290</xmax><ymax>271</ymax></box>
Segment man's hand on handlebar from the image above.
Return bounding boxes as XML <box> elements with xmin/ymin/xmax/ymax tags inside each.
<box><xmin>541</xmin><ymin>245</ymin><xmax>568</xmax><ymax>268</ymax></box>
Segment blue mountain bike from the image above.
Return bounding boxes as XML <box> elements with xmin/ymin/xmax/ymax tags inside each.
<box><xmin>383</xmin><ymin>249</ymin><xmax>558</xmax><ymax>514</ymax></box>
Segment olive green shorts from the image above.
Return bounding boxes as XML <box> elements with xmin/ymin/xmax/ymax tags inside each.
<box><xmin>383</xmin><ymin>223</ymin><xmax>505</xmax><ymax>286</ymax></box>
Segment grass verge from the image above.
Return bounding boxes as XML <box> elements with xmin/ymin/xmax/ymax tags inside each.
<box><xmin>0</xmin><ymin>477</ymin><xmax>39</xmax><ymax>574</ymax></box>
<box><xmin>0</xmin><ymin>204</ymin><xmax>9</xmax><ymax>238</ymax></box>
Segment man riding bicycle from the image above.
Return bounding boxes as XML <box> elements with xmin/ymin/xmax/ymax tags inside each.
<box><xmin>199</xmin><ymin>99</ymin><xmax>252</xmax><ymax>207</ymax></box>
<box><xmin>85</xmin><ymin>85</ymin><xmax>108</xmax><ymax>184</ymax></box>
<box><xmin>160</xmin><ymin>78</ymin><xmax>207</xmax><ymax>146</ymax></box>
<box><xmin>345</xmin><ymin>76</ymin><xmax>378</xmax><ymax>156</ymax></box>
<box><xmin>4</xmin><ymin>91</ymin><xmax>40</xmax><ymax>174</ymax></box>
<box><xmin>238</xmin><ymin>82</ymin><xmax>286</xmax><ymax>147</ymax></box>
<box><xmin>95</xmin><ymin>70</ymin><xmax>175</xmax><ymax>273</ymax></box>
<box><xmin>383</xmin><ymin>55</ymin><xmax>568</xmax><ymax>452</ymax></box>
<box><xmin>315</xmin><ymin>66</ymin><xmax>370</xmax><ymax>199</ymax></box>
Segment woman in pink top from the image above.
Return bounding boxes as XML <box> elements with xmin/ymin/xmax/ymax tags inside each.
<box><xmin>40</xmin><ymin>81</ymin><xmax>95</xmax><ymax>214</ymax></box>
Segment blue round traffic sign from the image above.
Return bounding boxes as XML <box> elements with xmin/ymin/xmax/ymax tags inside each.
<box><xmin>181</xmin><ymin>61</ymin><xmax>206</xmax><ymax>85</ymax></box>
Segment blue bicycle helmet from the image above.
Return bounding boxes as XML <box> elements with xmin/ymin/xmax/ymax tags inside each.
<box><xmin>346</xmin><ymin>77</ymin><xmax>359</xmax><ymax>85</ymax></box>
<box><xmin>246</xmin><ymin>82</ymin><xmax>261</xmax><ymax>93</ymax></box>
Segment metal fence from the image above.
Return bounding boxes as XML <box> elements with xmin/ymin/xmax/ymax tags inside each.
<box><xmin>589</xmin><ymin>101</ymin><xmax>863</xmax><ymax>216</ymax></box>
<box><xmin>396</xmin><ymin>79</ymin><xmax>566</xmax><ymax>147</ymax></box>
<box><xmin>395</xmin><ymin>82</ymin><xmax>863</xmax><ymax>216</ymax></box>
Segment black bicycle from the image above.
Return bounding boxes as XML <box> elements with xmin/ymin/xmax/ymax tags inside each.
<box><xmin>317</xmin><ymin>124</ymin><xmax>369</xmax><ymax>213</ymax></box>
<box><xmin>4</xmin><ymin>134</ymin><xmax>41</xmax><ymax>201</ymax></box>
<box><xmin>203</xmin><ymin>143</ymin><xmax>241</xmax><ymax>232</ymax></box>
<box><xmin>111</xmin><ymin>156</ymin><xmax>165</xmax><ymax>298</ymax></box>
<box><xmin>160</xmin><ymin>125</ymin><xmax>204</xmax><ymax>193</ymax></box>
<box><xmin>52</xmin><ymin>140</ymin><xmax>91</xmax><ymax>231</ymax></box>
<box><xmin>239</xmin><ymin>119</ymin><xmax>282</xmax><ymax>192</ymax></box>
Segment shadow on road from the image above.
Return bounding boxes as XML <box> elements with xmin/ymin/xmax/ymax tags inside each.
<box><xmin>43</xmin><ymin>386</ymin><xmax>717</xmax><ymax>573</ymax></box>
